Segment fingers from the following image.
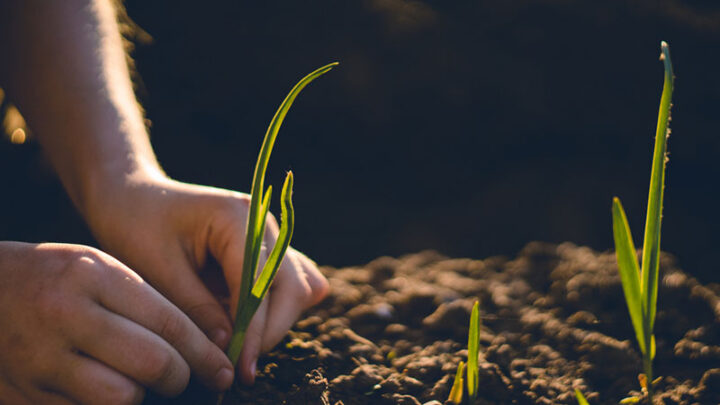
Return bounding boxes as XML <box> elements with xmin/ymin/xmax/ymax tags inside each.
<box><xmin>259</xmin><ymin>253</ymin><xmax>310</xmax><ymax>351</ymax></box>
<box><xmin>203</xmin><ymin>193</ymin><xmax>330</xmax><ymax>387</ymax></box>
<box><xmin>292</xmin><ymin>248</ymin><xmax>330</xmax><ymax>306</ymax></box>
<box><xmin>83</xmin><ymin>253</ymin><xmax>234</xmax><ymax>392</ymax></box>
<box><xmin>150</xmin><ymin>256</ymin><xmax>234</xmax><ymax>350</ymax></box>
<box><xmin>48</xmin><ymin>353</ymin><xmax>145</xmax><ymax>405</ymax></box>
<box><xmin>74</xmin><ymin>304</ymin><xmax>189</xmax><ymax>396</ymax></box>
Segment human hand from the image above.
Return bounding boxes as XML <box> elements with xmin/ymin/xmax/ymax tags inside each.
<box><xmin>0</xmin><ymin>242</ymin><xmax>234</xmax><ymax>405</ymax></box>
<box><xmin>83</xmin><ymin>173</ymin><xmax>329</xmax><ymax>385</ymax></box>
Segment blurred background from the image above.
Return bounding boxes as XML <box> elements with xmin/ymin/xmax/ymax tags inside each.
<box><xmin>2</xmin><ymin>0</ymin><xmax>719</xmax><ymax>283</ymax></box>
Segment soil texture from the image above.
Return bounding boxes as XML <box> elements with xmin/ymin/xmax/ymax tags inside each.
<box><xmin>146</xmin><ymin>242</ymin><xmax>720</xmax><ymax>405</ymax></box>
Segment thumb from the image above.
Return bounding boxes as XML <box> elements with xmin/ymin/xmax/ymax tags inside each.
<box><xmin>155</xmin><ymin>258</ymin><xmax>233</xmax><ymax>350</ymax></box>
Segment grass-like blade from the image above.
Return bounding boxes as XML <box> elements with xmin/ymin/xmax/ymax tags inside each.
<box><xmin>640</xmin><ymin>41</ymin><xmax>673</xmax><ymax>355</ymax></box>
<box><xmin>574</xmin><ymin>389</ymin><xmax>590</xmax><ymax>405</ymax></box>
<box><xmin>610</xmin><ymin>42</ymin><xmax>673</xmax><ymax>404</ymax></box>
<box><xmin>448</xmin><ymin>361</ymin><xmax>465</xmax><ymax>405</ymax></box>
<box><xmin>611</xmin><ymin>197</ymin><xmax>645</xmax><ymax>355</ymax></box>
<box><xmin>255</xmin><ymin>186</ymin><xmax>273</xmax><ymax>247</ymax></box>
<box><xmin>217</xmin><ymin>64</ymin><xmax>337</xmax><ymax>405</ymax></box>
<box><xmin>251</xmin><ymin>171</ymin><xmax>294</xmax><ymax>299</ymax></box>
<box><xmin>238</xmin><ymin>62</ymin><xmax>339</xmax><ymax>311</ymax></box>
<box><xmin>467</xmin><ymin>301</ymin><xmax>480</xmax><ymax>401</ymax></box>
<box><xmin>227</xmin><ymin>172</ymin><xmax>293</xmax><ymax>365</ymax></box>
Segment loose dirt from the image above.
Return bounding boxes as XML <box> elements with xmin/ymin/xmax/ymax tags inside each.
<box><xmin>147</xmin><ymin>242</ymin><xmax>720</xmax><ymax>405</ymax></box>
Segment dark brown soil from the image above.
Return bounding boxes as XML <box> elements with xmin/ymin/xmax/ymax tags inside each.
<box><xmin>146</xmin><ymin>243</ymin><xmax>720</xmax><ymax>405</ymax></box>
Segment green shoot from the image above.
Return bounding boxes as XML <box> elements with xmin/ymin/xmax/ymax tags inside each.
<box><xmin>217</xmin><ymin>63</ymin><xmax>337</xmax><ymax>403</ymax></box>
<box><xmin>448</xmin><ymin>361</ymin><xmax>465</xmax><ymax>404</ymax></box>
<box><xmin>467</xmin><ymin>301</ymin><xmax>481</xmax><ymax>401</ymax></box>
<box><xmin>611</xmin><ymin>41</ymin><xmax>673</xmax><ymax>402</ymax></box>
<box><xmin>574</xmin><ymin>389</ymin><xmax>589</xmax><ymax>405</ymax></box>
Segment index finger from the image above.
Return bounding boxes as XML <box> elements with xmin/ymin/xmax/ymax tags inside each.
<box><xmin>85</xmin><ymin>252</ymin><xmax>234</xmax><ymax>391</ymax></box>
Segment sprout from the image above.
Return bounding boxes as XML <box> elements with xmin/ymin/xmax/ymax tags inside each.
<box><xmin>216</xmin><ymin>62</ymin><xmax>338</xmax><ymax>404</ymax></box>
<box><xmin>448</xmin><ymin>300</ymin><xmax>481</xmax><ymax>404</ymax></box>
<box><xmin>611</xmin><ymin>41</ymin><xmax>673</xmax><ymax>403</ymax></box>
<box><xmin>448</xmin><ymin>361</ymin><xmax>465</xmax><ymax>404</ymax></box>
<box><xmin>574</xmin><ymin>389</ymin><xmax>589</xmax><ymax>405</ymax></box>
<box><xmin>467</xmin><ymin>301</ymin><xmax>480</xmax><ymax>401</ymax></box>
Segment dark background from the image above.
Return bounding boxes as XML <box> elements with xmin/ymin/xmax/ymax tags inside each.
<box><xmin>2</xmin><ymin>0</ymin><xmax>719</xmax><ymax>283</ymax></box>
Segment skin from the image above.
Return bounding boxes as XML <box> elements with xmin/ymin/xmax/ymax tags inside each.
<box><xmin>0</xmin><ymin>0</ymin><xmax>329</xmax><ymax>403</ymax></box>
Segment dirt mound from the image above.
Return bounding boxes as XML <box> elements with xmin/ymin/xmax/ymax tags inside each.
<box><xmin>147</xmin><ymin>243</ymin><xmax>720</xmax><ymax>404</ymax></box>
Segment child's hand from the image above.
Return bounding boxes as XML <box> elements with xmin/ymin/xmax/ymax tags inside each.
<box><xmin>84</xmin><ymin>173</ymin><xmax>329</xmax><ymax>384</ymax></box>
<box><xmin>0</xmin><ymin>242</ymin><xmax>234</xmax><ymax>404</ymax></box>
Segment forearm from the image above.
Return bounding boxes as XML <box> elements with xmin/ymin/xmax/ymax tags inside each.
<box><xmin>0</xmin><ymin>0</ymin><xmax>162</xmax><ymax>216</ymax></box>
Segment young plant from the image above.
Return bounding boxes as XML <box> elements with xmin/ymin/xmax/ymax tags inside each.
<box><xmin>448</xmin><ymin>300</ymin><xmax>481</xmax><ymax>405</ymax></box>
<box><xmin>611</xmin><ymin>41</ymin><xmax>673</xmax><ymax>402</ymax></box>
<box><xmin>467</xmin><ymin>300</ymin><xmax>480</xmax><ymax>401</ymax></box>
<box><xmin>448</xmin><ymin>361</ymin><xmax>465</xmax><ymax>404</ymax></box>
<box><xmin>216</xmin><ymin>62</ymin><xmax>338</xmax><ymax>403</ymax></box>
<box><xmin>574</xmin><ymin>389</ymin><xmax>589</xmax><ymax>405</ymax></box>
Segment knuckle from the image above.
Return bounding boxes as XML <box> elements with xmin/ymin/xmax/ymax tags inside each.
<box><xmin>139</xmin><ymin>348</ymin><xmax>176</xmax><ymax>386</ymax></box>
<box><xmin>58</xmin><ymin>247</ymin><xmax>106</xmax><ymax>285</ymax></box>
<box><xmin>157</xmin><ymin>313</ymin><xmax>186</xmax><ymax>344</ymax></box>
<box><xmin>214</xmin><ymin>193</ymin><xmax>250</xmax><ymax>218</ymax></box>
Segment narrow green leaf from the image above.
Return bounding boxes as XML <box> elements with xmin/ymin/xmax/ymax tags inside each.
<box><xmin>574</xmin><ymin>389</ymin><xmax>590</xmax><ymax>405</ymax></box>
<box><xmin>640</xmin><ymin>41</ymin><xmax>673</xmax><ymax>340</ymax></box>
<box><xmin>252</xmin><ymin>171</ymin><xmax>294</xmax><ymax>299</ymax></box>
<box><xmin>448</xmin><ymin>361</ymin><xmax>465</xmax><ymax>405</ymax></box>
<box><xmin>225</xmin><ymin>63</ymin><xmax>337</xmax><ymax>377</ymax></box>
<box><xmin>252</xmin><ymin>185</ymin><xmax>273</xmax><ymax>271</ymax></box>
<box><xmin>611</xmin><ymin>197</ymin><xmax>646</xmax><ymax>355</ymax></box>
<box><xmin>227</xmin><ymin>174</ymin><xmax>294</xmax><ymax>366</ymax></box>
<box><xmin>467</xmin><ymin>301</ymin><xmax>480</xmax><ymax>400</ymax></box>
<box><xmin>238</xmin><ymin>62</ymin><xmax>339</xmax><ymax>314</ymax></box>
<box><xmin>650</xmin><ymin>334</ymin><xmax>656</xmax><ymax>360</ymax></box>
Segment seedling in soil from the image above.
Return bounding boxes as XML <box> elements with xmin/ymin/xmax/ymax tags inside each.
<box><xmin>611</xmin><ymin>41</ymin><xmax>673</xmax><ymax>403</ymax></box>
<box><xmin>216</xmin><ymin>62</ymin><xmax>338</xmax><ymax>404</ymax></box>
<box><xmin>448</xmin><ymin>301</ymin><xmax>481</xmax><ymax>404</ymax></box>
<box><xmin>448</xmin><ymin>361</ymin><xmax>465</xmax><ymax>404</ymax></box>
<box><xmin>574</xmin><ymin>389</ymin><xmax>589</xmax><ymax>405</ymax></box>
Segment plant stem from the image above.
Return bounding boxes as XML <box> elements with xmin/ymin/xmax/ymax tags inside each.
<box><xmin>644</xmin><ymin>354</ymin><xmax>653</xmax><ymax>403</ymax></box>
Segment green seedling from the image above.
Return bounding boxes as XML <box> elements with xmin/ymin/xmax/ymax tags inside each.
<box><xmin>216</xmin><ymin>62</ymin><xmax>338</xmax><ymax>404</ymax></box>
<box><xmin>611</xmin><ymin>41</ymin><xmax>673</xmax><ymax>403</ymax></box>
<box><xmin>448</xmin><ymin>301</ymin><xmax>481</xmax><ymax>404</ymax></box>
<box><xmin>448</xmin><ymin>361</ymin><xmax>465</xmax><ymax>404</ymax></box>
<box><xmin>574</xmin><ymin>389</ymin><xmax>589</xmax><ymax>405</ymax></box>
<box><xmin>467</xmin><ymin>301</ymin><xmax>480</xmax><ymax>401</ymax></box>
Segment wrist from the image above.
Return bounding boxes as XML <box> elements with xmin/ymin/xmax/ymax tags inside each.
<box><xmin>78</xmin><ymin>156</ymin><xmax>167</xmax><ymax>235</ymax></box>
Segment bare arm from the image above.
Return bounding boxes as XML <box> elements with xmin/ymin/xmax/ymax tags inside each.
<box><xmin>0</xmin><ymin>0</ymin><xmax>161</xmax><ymax>216</ymax></box>
<box><xmin>0</xmin><ymin>0</ymin><xmax>328</xmax><ymax>388</ymax></box>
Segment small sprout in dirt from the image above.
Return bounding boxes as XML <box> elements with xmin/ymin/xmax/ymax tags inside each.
<box><xmin>386</xmin><ymin>350</ymin><xmax>397</xmax><ymax>361</ymax></box>
<box><xmin>619</xmin><ymin>397</ymin><xmax>641</xmax><ymax>405</ymax></box>
<box><xmin>215</xmin><ymin>62</ymin><xmax>338</xmax><ymax>404</ymax></box>
<box><xmin>448</xmin><ymin>301</ymin><xmax>481</xmax><ymax>404</ymax></box>
<box><xmin>574</xmin><ymin>389</ymin><xmax>589</xmax><ymax>405</ymax></box>
<box><xmin>611</xmin><ymin>41</ymin><xmax>673</xmax><ymax>403</ymax></box>
<box><xmin>448</xmin><ymin>361</ymin><xmax>465</xmax><ymax>404</ymax></box>
<box><xmin>467</xmin><ymin>301</ymin><xmax>481</xmax><ymax>401</ymax></box>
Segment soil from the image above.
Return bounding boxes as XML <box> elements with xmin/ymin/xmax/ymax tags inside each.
<box><xmin>146</xmin><ymin>242</ymin><xmax>720</xmax><ymax>405</ymax></box>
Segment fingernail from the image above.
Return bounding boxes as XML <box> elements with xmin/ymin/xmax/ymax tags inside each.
<box><xmin>216</xmin><ymin>367</ymin><xmax>234</xmax><ymax>390</ymax></box>
<box><xmin>210</xmin><ymin>329</ymin><xmax>228</xmax><ymax>347</ymax></box>
<box><xmin>250</xmin><ymin>360</ymin><xmax>257</xmax><ymax>377</ymax></box>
